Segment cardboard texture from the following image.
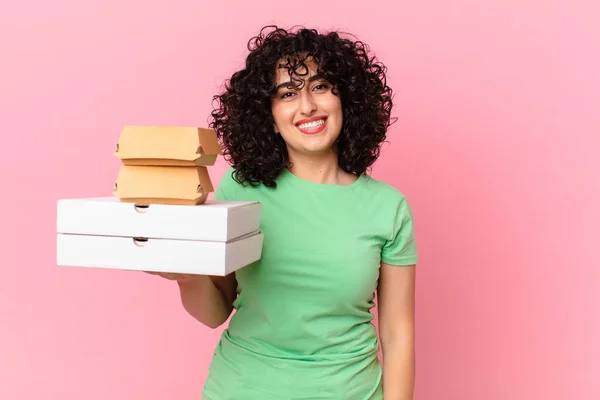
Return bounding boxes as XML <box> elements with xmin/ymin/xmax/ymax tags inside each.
<box><xmin>113</xmin><ymin>165</ymin><xmax>214</xmax><ymax>205</ymax></box>
<box><xmin>114</xmin><ymin>126</ymin><xmax>222</xmax><ymax>166</ymax></box>
<box><xmin>57</xmin><ymin>231</ymin><xmax>264</xmax><ymax>276</ymax></box>
<box><xmin>57</xmin><ymin>197</ymin><xmax>262</xmax><ymax>242</ymax></box>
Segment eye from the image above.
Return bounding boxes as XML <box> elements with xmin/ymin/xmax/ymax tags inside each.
<box><xmin>313</xmin><ymin>83</ymin><xmax>329</xmax><ymax>91</ymax></box>
<box><xmin>280</xmin><ymin>91</ymin><xmax>296</xmax><ymax>99</ymax></box>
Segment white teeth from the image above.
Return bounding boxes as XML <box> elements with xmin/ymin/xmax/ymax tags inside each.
<box><xmin>297</xmin><ymin>119</ymin><xmax>325</xmax><ymax>130</ymax></box>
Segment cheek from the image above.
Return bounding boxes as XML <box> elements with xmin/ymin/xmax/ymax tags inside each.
<box><xmin>327</xmin><ymin>103</ymin><xmax>343</xmax><ymax>126</ymax></box>
<box><xmin>321</xmin><ymin>96</ymin><xmax>343</xmax><ymax>118</ymax></box>
<box><xmin>272</xmin><ymin>105</ymin><xmax>295</xmax><ymax>125</ymax></box>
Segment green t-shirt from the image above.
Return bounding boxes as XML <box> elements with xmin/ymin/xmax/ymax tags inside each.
<box><xmin>202</xmin><ymin>167</ymin><xmax>418</xmax><ymax>400</ymax></box>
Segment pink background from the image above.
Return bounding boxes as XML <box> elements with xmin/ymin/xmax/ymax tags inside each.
<box><xmin>1</xmin><ymin>1</ymin><xmax>598</xmax><ymax>399</ymax></box>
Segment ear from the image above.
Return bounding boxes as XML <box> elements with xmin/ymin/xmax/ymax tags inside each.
<box><xmin>273</xmin><ymin>123</ymin><xmax>280</xmax><ymax>134</ymax></box>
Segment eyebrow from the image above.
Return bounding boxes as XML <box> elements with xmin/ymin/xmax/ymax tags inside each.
<box><xmin>274</xmin><ymin>74</ymin><xmax>326</xmax><ymax>92</ymax></box>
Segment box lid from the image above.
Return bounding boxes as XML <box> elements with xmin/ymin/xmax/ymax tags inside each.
<box><xmin>113</xmin><ymin>165</ymin><xmax>214</xmax><ymax>205</ymax></box>
<box><xmin>114</xmin><ymin>126</ymin><xmax>222</xmax><ymax>166</ymax></box>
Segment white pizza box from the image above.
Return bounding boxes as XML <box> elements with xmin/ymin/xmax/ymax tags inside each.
<box><xmin>57</xmin><ymin>197</ymin><xmax>261</xmax><ymax>242</ymax></box>
<box><xmin>56</xmin><ymin>231</ymin><xmax>263</xmax><ymax>276</ymax></box>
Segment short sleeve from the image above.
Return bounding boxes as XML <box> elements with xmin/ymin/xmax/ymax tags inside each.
<box><xmin>381</xmin><ymin>197</ymin><xmax>418</xmax><ymax>266</ymax></box>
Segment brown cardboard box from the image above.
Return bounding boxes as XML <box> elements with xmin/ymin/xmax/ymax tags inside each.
<box><xmin>114</xmin><ymin>126</ymin><xmax>222</xmax><ymax>166</ymax></box>
<box><xmin>113</xmin><ymin>165</ymin><xmax>214</xmax><ymax>205</ymax></box>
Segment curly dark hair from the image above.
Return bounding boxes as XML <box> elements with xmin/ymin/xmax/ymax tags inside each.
<box><xmin>209</xmin><ymin>25</ymin><xmax>395</xmax><ymax>188</ymax></box>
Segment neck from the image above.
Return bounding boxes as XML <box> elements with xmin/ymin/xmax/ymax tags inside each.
<box><xmin>287</xmin><ymin>149</ymin><xmax>355</xmax><ymax>185</ymax></box>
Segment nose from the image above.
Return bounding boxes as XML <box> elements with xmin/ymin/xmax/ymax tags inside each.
<box><xmin>299</xmin><ymin>90</ymin><xmax>317</xmax><ymax>116</ymax></box>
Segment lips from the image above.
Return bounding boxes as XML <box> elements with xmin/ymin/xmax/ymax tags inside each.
<box><xmin>295</xmin><ymin>116</ymin><xmax>327</xmax><ymax>135</ymax></box>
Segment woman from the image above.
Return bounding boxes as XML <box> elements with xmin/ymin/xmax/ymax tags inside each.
<box><xmin>148</xmin><ymin>25</ymin><xmax>418</xmax><ymax>399</ymax></box>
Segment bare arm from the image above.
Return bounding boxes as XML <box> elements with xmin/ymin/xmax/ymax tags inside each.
<box><xmin>147</xmin><ymin>272</ymin><xmax>237</xmax><ymax>329</ymax></box>
<box><xmin>377</xmin><ymin>262</ymin><xmax>416</xmax><ymax>400</ymax></box>
<box><xmin>179</xmin><ymin>273</ymin><xmax>237</xmax><ymax>328</ymax></box>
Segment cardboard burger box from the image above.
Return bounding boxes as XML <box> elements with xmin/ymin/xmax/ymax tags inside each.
<box><xmin>115</xmin><ymin>125</ymin><xmax>223</xmax><ymax>167</ymax></box>
<box><xmin>56</xmin><ymin>126</ymin><xmax>264</xmax><ymax>276</ymax></box>
<box><xmin>113</xmin><ymin>164</ymin><xmax>214</xmax><ymax>205</ymax></box>
<box><xmin>113</xmin><ymin>125</ymin><xmax>224</xmax><ymax>205</ymax></box>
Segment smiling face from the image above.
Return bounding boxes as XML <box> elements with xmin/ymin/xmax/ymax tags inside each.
<box><xmin>270</xmin><ymin>57</ymin><xmax>343</xmax><ymax>158</ymax></box>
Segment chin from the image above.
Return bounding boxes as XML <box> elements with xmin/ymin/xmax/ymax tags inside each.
<box><xmin>296</xmin><ymin>142</ymin><xmax>337</xmax><ymax>156</ymax></box>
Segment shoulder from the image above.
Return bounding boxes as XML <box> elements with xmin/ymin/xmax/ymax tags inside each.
<box><xmin>213</xmin><ymin>166</ymin><xmax>270</xmax><ymax>201</ymax></box>
<box><xmin>359</xmin><ymin>174</ymin><xmax>416</xmax><ymax>230</ymax></box>
<box><xmin>360</xmin><ymin>174</ymin><xmax>410</xmax><ymax>206</ymax></box>
<box><xmin>216</xmin><ymin>166</ymin><xmax>238</xmax><ymax>189</ymax></box>
<box><xmin>213</xmin><ymin>167</ymin><xmax>240</xmax><ymax>200</ymax></box>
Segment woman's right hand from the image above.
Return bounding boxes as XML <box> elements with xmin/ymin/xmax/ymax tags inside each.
<box><xmin>143</xmin><ymin>271</ymin><xmax>205</xmax><ymax>283</ymax></box>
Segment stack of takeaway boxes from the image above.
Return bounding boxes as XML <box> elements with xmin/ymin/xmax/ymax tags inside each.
<box><xmin>56</xmin><ymin>126</ymin><xmax>263</xmax><ymax>276</ymax></box>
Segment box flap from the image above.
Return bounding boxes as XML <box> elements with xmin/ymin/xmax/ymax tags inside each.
<box><xmin>114</xmin><ymin>126</ymin><xmax>222</xmax><ymax>166</ymax></box>
<box><xmin>196</xmin><ymin>128</ymin><xmax>223</xmax><ymax>157</ymax></box>
<box><xmin>196</xmin><ymin>165</ymin><xmax>215</xmax><ymax>193</ymax></box>
<box><xmin>113</xmin><ymin>165</ymin><xmax>214</xmax><ymax>205</ymax></box>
